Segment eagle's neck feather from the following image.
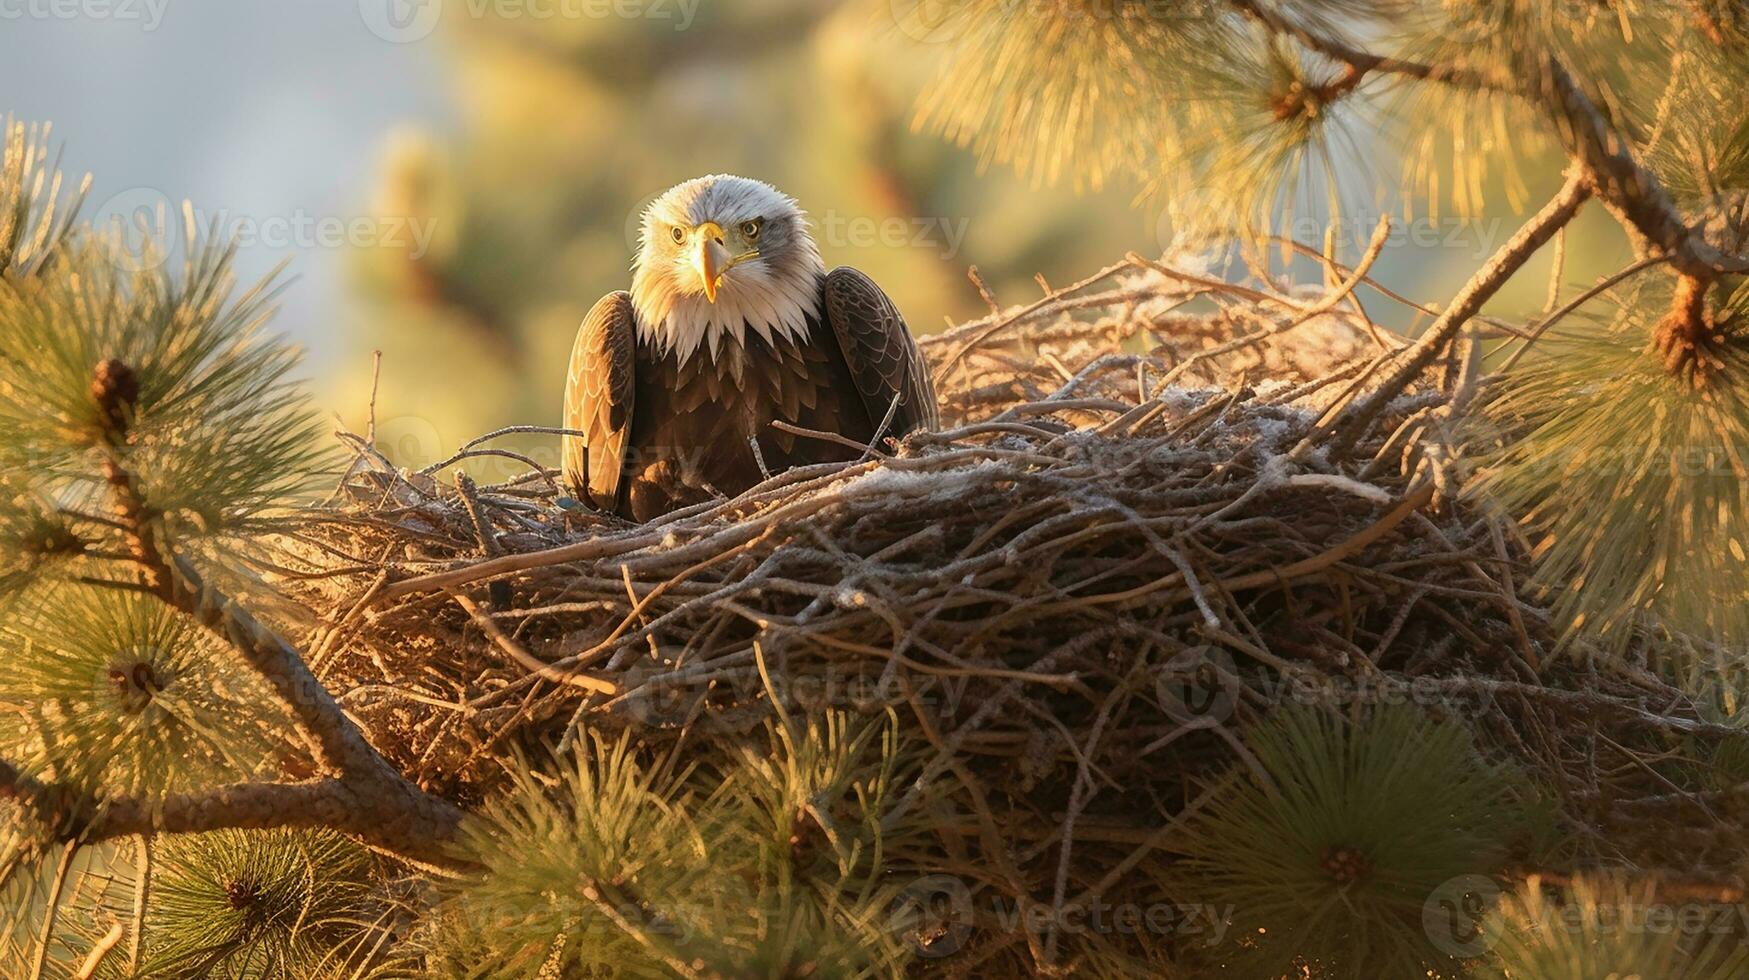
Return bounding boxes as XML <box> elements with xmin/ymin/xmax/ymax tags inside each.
<box><xmin>632</xmin><ymin>259</ymin><xmax>824</xmax><ymax>365</ymax></box>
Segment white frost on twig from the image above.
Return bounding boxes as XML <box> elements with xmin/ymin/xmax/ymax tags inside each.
<box><xmin>829</xmin><ymin>459</ymin><xmax>1011</xmax><ymax>500</ymax></box>
<box><xmin>1283</xmin><ymin>473</ymin><xmax>1395</xmax><ymax>504</ymax></box>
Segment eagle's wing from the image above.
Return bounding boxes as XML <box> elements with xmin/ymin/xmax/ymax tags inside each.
<box><xmin>562</xmin><ymin>291</ymin><xmax>637</xmax><ymax>511</ymax></box>
<box><xmin>820</xmin><ymin>267</ymin><xmax>938</xmax><ymax>441</ymax></box>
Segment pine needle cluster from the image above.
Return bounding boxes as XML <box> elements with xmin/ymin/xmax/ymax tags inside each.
<box><xmin>1169</xmin><ymin>704</ymin><xmax>1531</xmax><ymax>977</ymax></box>
<box><xmin>1633</xmin><ymin>39</ymin><xmax>1749</xmax><ymax>215</ymax></box>
<box><xmin>910</xmin><ymin>1</ymin><xmax>1213</xmax><ymax>190</ymax></box>
<box><xmin>0</xmin><ymin>233</ymin><xmax>324</xmax><ymax>555</ymax></box>
<box><xmin>910</xmin><ymin>2</ymin><xmax>1382</xmax><ymax>233</ymax></box>
<box><xmin>0</xmin><ymin>113</ymin><xmax>326</xmax><ymax>610</ymax></box>
<box><xmin>426</xmin><ymin>715</ymin><xmax>915</xmax><ymax>978</ymax></box>
<box><xmin>1473</xmin><ymin>280</ymin><xmax>1749</xmax><ymax>653</ymax></box>
<box><xmin>1486</xmin><ymin>876</ymin><xmax>1749</xmax><ymax>979</ymax></box>
<box><xmin>0</xmin><ymin>591</ymin><xmax>296</xmax><ymax>800</ymax></box>
<box><xmin>127</xmin><ymin>829</ymin><xmax>395</xmax><ymax>979</ymax></box>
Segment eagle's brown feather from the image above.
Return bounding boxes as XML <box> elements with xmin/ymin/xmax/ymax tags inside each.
<box><xmin>561</xmin><ymin>291</ymin><xmax>637</xmax><ymax>512</ymax></box>
<box><xmin>821</xmin><ymin>267</ymin><xmax>939</xmax><ymax>438</ymax></box>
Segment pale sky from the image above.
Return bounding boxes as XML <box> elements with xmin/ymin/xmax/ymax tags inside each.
<box><xmin>0</xmin><ymin>0</ymin><xmax>454</xmax><ymax>369</ymax></box>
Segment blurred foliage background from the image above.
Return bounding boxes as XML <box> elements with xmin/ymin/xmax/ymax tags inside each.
<box><xmin>334</xmin><ymin>0</ymin><xmax>1629</xmax><ymax>474</ymax></box>
<box><xmin>0</xmin><ymin>0</ymin><xmax>1644</xmax><ymax>468</ymax></box>
<box><xmin>342</xmin><ymin>0</ymin><xmax>1164</xmax><ymax>471</ymax></box>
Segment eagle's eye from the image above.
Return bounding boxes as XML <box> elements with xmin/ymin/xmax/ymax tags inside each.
<box><xmin>741</xmin><ymin>219</ymin><xmax>762</xmax><ymax>240</ymax></box>
<box><xmin>670</xmin><ymin>226</ymin><xmax>687</xmax><ymax>244</ymax></box>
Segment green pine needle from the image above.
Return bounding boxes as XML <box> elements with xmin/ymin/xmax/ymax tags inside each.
<box><xmin>1170</xmin><ymin>704</ymin><xmax>1529</xmax><ymax>978</ymax></box>
<box><xmin>1161</xmin><ymin>32</ymin><xmax>1375</xmax><ymax>243</ymax></box>
<box><xmin>1484</xmin><ymin>876</ymin><xmax>1749</xmax><ymax>979</ymax></box>
<box><xmin>702</xmin><ymin>711</ymin><xmax>914</xmax><ymax>977</ymax></box>
<box><xmin>910</xmin><ymin>3</ymin><xmax>1376</xmax><ymax>239</ymax></box>
<box><xmin>909</xmin><ymin>1</ymin><xmax>1212</xmax><ymax>190</ymax></box>
<box><xmin>0</xmin><ymin>232</ymin><xmax>327</xmax><ymax>542</ymax></box>
<box><xmin>0</xmin><ymin>120</ymin><xmax>87</xmax><ymax>280</ymax></box>
<box><xmin>134</xmin><ymin>829</ymin><xmax>392</xmax><ymax>979</ymax></box>
<box><xmin>430</xmin><ymin>729</ymin><xmax>715</xmax><ymax>979</ymax></box>
<box><xmin>1471</xmin><ymin>287</ymin><xmax>1749</xmax><ymax>655</ymax></box>
<box><xmin>1636</xmin><ymin>37</ymin><xmax>1749</xmax><ymax>216</ymax></box>
<box><xmin>432</xmin><ymin>716</ymin><xmax>914</xmax><ymax>978</ymax></box>
<box><xmin>0</xmin><ymin>122</ymin><xmax>328</xmax><ymax>581</ymax></box>
<box><xmin>0</xmin><ymin>589</ymin><xmax>297</xmax><ymax>800</ymax></box>
<box><xmin>716</xmin><ymin>709</ymin><xmax>898</xmax><ymax>891</ymax></box>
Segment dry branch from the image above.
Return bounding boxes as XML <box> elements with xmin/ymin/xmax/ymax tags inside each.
<box><xmin>1330</xmin><ymin>171</ymin><xmax>1592</xmax><ymax>454</ymax></box>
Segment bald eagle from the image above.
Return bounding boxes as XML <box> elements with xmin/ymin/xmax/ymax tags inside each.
<box><xmin>562</xmin><ymin>176</ymin><xmax>937</xmax><ymax>521</ymax></box>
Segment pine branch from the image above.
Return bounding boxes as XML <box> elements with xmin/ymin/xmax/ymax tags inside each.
<box><xmin>1236</xmin><ymin>2</ymin><xmax>1748</xmax><ymax>393</ymax></box>
<box><xmin>75</xmin><ymin>358</ymin><xmax>470</xmax><ymax>868</ymax></box>
<box><xmin>1531</xmin><ymin>54</ymin><xmax>1741</xmax><ymax>385</ymax></box>
<box><xmin>1236</xmin><ymin>2</ymin><xmax>1748</xmax><ymax>281</ymax></box>
<box><xmin>0</xmin><ymin>762</ymin><xmax>459</xmax><ymax>868</ymax></box>
<box><xmin>1229</xmin><ymin>0</ymin><xmax>1503</xmax><ymax>90</ymax></box>
<box><xmin>1533</xmin><ymin>54</ymin><xmax>1749</xmax><ymax>280</ymax></box>
<box><xmin>1653</xmin><ymin>272</ymin><xmax>1726</xmax><ymax>384</ymax></box>
<box><xmin>93</xmin><ymin>411</ymin><xmax>361</xmax><ymax>777</ymax></box>
<box><xmin>1330</xmin><ymin>171</ymin><xmax>1592</xmax><ymax>455</ymax></box>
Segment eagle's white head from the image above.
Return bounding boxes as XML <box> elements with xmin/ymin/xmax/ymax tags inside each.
<box><xmin>631</xmin><ymin>175</ymin><xmax>826</xmax><ymax>363</ymax></box>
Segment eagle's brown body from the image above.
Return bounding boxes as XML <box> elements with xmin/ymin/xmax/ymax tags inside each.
<box><xmin>562</xmin><ymin>177</ymin><xmax>936</xmax><ymax>521</ymax></box>
<box><xmin>621</xmin><ymin>311</ymin><xmax>869</xmax><ymax>520</ymax></box>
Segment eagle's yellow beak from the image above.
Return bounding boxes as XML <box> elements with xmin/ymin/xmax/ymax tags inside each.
<box><xmin>692</xmin><ymin>222</ymin><xmax>756</xmax><ymax>304</ymax></box>
<box><xmin>694</xmin><ymin>223</ymin><xmax>729</xmax><ymax>303</ymax></box>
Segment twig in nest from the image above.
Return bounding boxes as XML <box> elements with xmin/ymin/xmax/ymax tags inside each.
<box><xmin>451</xmin><ymin>591</ymin><xmax>617</xmax><ymax>695</ymax></box>
<box><xmin>455</xmin><ymin>472</ymin><xmax>503</xmax><ymax>558</ymax></box>
<box><xmin>861</xmin><ymin>392</ymin><xmax>905</xmax><ymax>462</ymax></box>
<box><xmin>968</xmin><ymin>264</ymin><xmax>1002</xmax><ymax>315</ymax></box>
<box><xmin>748</xmin><ymin>435</ymin><xmax>772</xmax><ymax>480</ymax></box>
<box><xmin>769</xmin><ymin>419</ymin><xmax>879</xmax><ymax>456</ymax></box>
<box><xmin>366</xmin><ymin>349</ymin><xmax>382</xmax><ymax>447</ymax></box>
<box><xmin>421</xmin><ymin>426</ymin><xmax>589</xmax><ymax>476</ymax></box>
<box><xmin>937</xmin><ymin>260</ymin><xmax>1133</xmax><ymax>377</ymax></box>
<box><xmin>1176</xmin><ymin>482</ymin><xmax>1436</xmax><ymax>609</ymax></box>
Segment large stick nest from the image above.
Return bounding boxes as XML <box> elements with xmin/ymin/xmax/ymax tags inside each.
<box><xmin>276</xmin><ymin>255</ymin><xmax>1746</xmax><ymax>967</ymax></box>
